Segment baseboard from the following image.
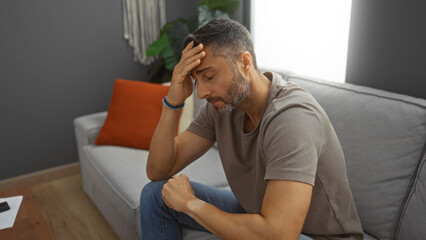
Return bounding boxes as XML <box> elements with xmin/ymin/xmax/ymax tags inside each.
<box><xmin>0</xmin><ymin>162</ymin><xmax>80</xmax><ymax>192</ymax></box>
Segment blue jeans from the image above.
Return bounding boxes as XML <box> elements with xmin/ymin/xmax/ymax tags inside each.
<box><xmin>140</xmin><ymin>180</ymin><xmax>313</xmax><ymax>240</ymax></box>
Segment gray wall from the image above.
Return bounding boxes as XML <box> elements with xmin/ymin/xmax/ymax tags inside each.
<box><xmin>0</xmin><ymin>0</ymin><xmax>245</xmax><ymax>180</ymax></box>
<box><xmin>0</xmin><ymin>0</ymin><xmax>200</xmax><ymax>180</ymax></box>
<box><xmin>346</xmin><ymin>0</ymin><xmax>426</xmax><ymax>99</ymax></box>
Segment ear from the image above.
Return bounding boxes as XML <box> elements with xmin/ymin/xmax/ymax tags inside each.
<box><xmin>238</xmin><ymin>51</ymin><xmax>252</xmax><ymax>75</ymax></box>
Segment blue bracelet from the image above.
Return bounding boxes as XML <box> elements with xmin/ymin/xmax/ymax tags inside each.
<box><xmin>162</xmin><ymin>96</ymin><xmax>185</xmax><ymax>110</ymax></box>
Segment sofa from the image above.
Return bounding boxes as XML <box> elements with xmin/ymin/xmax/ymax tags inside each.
<box><xmin>74</xmin><ymin>71</ymin><xmax>426</xmax><ymax>240</ymax></box>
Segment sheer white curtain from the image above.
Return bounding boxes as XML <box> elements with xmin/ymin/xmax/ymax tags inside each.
<box><xmin>251</xmin><ymin>0</ymin><xmax>352</xmax><ymax>83</ymax></box>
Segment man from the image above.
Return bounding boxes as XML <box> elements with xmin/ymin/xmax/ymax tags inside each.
<box><xmin>140</xmin><ymin>18</ymin><xmax>363</xmax><ymax>240</ymax></box>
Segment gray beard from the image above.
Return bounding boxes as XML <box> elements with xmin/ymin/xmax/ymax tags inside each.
<box><xmin>218</xmin><ymin>69</ymin><xmax>250</xmax><ymax>114</ymax></box>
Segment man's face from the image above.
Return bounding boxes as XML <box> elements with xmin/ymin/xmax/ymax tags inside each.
<box><xmin>191</xmin><ymin>46</ymin><xmax>250</xmax><ymax>114</ymax></box>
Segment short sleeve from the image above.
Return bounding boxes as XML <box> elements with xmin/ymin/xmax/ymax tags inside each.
<box><xmin>187</xmin><ymin>103</ymin><xmax>217</xmax><ymax>141</ymax></box>
<box><xmin>262</xmin><ymin>106</ymin><xmax>325</xmax><ymax>186</ymax></box>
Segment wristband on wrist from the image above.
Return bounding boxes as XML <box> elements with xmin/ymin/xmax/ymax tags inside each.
<box><xmin>162</xmin><ymin>96</ymin><xmax>185</xmax><ymax>110</ymax></box>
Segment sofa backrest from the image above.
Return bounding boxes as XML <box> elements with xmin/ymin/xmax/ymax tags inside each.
<box><xmin>282</xmin><ymin>72</ymin><xmax>426</xmax><ymax>240</ymax></box>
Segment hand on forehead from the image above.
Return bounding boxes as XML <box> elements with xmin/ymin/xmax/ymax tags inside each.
<box><xmin>190</xmin><ymin>45</ymin><xmax>212</xmax><ymax>75</ymax></box>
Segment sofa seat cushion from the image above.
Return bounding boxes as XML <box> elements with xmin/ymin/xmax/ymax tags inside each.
<box><xmin>83</xmin><ymin>145</ymin><xmax>148</xmax><ymax>235</ymax></box>
<box><xmin>82</xmin><ymin>144</ymin><xmax>226</xmax><ymax>237</ymax></box>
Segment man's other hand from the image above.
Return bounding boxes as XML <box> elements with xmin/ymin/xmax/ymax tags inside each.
<box><xmin>161</xmin><ymin>174</ymin><xmax>197</xmax><ymax>213</ymax></box>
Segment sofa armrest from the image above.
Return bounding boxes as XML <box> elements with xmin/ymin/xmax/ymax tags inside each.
<box><xmin>74</xmin><ymin>112</ymin><xmax>107</xmax><ymax>161</ymax></box>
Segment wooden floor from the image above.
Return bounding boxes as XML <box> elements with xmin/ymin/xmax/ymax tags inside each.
<box><xmin>30</xmin><ymin>174</ymin><xmax>119</xmax><ymax>240</ymax></box>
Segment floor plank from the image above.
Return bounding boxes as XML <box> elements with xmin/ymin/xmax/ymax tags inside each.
<box><xmin>0</xmin><ymin>162</ymin><xmax>80</xmax><ymax>192</ymax></box>
<box><xmin>30</xmin><ymin>174</ymin><xmax>119</xmax><ymax>240</ymax></box>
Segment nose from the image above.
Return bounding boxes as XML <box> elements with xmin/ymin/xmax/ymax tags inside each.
<box><xmin>197</xmin><ymin>81</ymin><xmax>210</xmax><ymax>99</ymax></box>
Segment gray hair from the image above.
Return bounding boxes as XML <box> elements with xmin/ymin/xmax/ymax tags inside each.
<box><xmin>183</xmin><ymin>18</ymin><xmax>259</xmax><ymax>69</ymax></box>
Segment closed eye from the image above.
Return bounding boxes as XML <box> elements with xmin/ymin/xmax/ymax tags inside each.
<box><xmin>204</xmin><ymin>75</ymin><xmax>215</xmax><ymax>81</ymax></box>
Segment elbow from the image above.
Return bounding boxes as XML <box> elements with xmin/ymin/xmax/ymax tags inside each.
<box><xmin>146</xmin><ymin>170</ymin><xmax>157</xmax><ymax>181</ymax></box>
<box><xmin>146</xmin><ymin>150</ymin><xmax>177</xmax><ymax>181</ymax></box>
<box><xmin>146</xmin><ymin>167</ymin><xmax>166</xmax><ymax>182</ymax></box>
<box><xmin>146</xmin><ymin>159</ymin><xmax>169</xmax><ymax>181</ymax></box>
<box><xmin>147</xmin><ymin>172</ymin><xmax>165</xmax><ymax>182</ymax></box>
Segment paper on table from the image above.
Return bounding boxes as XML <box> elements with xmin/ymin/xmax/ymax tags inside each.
<box><xmin>0</xmin><ymin>196</ymin><xmax>23</xmax><ymax>230</ymax></box>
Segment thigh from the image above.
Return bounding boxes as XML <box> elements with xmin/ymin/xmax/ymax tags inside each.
<box><xmin>177</xmin><ymin>181</ymin><xmax>245</xmax><ymax>231</ymax></box>
<box><xmin>191</xmin><ymin>182</ymin><xmax>245</xmax><ymax>214</ymax></box>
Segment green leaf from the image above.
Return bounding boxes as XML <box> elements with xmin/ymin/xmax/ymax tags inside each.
<box><xmin>167</xmin><ymin>20</ymin><xmax>190</xmax><ymax>56</ymax></box>
<box><xmin>146</xmin><ymin>18</ymin><xmax>190</xmax><ymax>71</ymax></box>
<box><xmin>160</xmin><ymin>18</ymin><xmax>189</xmax><ymax>36</ymax></box>
<box><xmin>146</xmin><ymin>34</ymin><xmax>169</xmax><ymax>57</ymax></box>
<box><xmin>165</xmin><ymin>57</ymin><xmax>178</xmax><ymax>71</ymax></box>
<box><xmin>211</xmin><ymin>9</ymin><xmax>229</xmax><ymax>19</ymax></box>
<box><xmin>198</xmin><ymin>0</ymin><xmax>239</xmax><ymax>15</ymax></box>
<box><xmin>161</xmin><ymin>46</ymin><xmax>175</xmax><ymax>58</ymax></box>
<box><xmin>198</xmin><ymin>5</ymin><xmax>212</xmax><ymax>26</ymax></box>
<box><xmin>198</xmin><ymin>5</ymin><xmax>230</xmax><ymax>27</ymax></box>
<box><xmin>161</xmin><ymin>44</ymin><xmax>179</xmax><ymax>71</ymax></box>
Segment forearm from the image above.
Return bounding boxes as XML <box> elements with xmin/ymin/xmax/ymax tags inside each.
<box><xmin>185</xmin><ymin>198</ymin><xmax>293</xmax><ymax>240</ymax></box>
<box><xmin>147</xmin><ymin>105</ymin><xmax>181</xmax><ymax>180</ymax></box>
<box><xmin>147</xmin><ymin>41</ymin><xmax>204</xmax><ymax>180</ymax></box>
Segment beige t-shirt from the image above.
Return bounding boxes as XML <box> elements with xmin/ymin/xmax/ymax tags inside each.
<box><xmin>187</xmin><ymin>72</ymin><xmax>363</xmax><ymax>239</ymax></box>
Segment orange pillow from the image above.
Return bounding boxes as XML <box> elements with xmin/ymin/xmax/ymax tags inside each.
<box><xmin>95</xmin><ymin>79</ymin><xmax>171</xmax><ymax>150</ymax></box>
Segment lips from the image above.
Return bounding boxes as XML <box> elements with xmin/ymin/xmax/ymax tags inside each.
<box><xmin>207</xmin><ymin>97</ymin><xmax>221</xmax><ymax>104</ymax></box>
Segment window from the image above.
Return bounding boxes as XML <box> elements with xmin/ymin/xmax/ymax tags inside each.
<box><xmin>251</xmin><ymin>0</ymin><xmax>352</xmax><ymax>83</ymax></box>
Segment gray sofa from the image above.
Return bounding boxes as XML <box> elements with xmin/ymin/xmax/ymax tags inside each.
<box><xmin>74</xmin><ymin>72</ymin><xmax>426</xmax><ymax>240</ymax></box>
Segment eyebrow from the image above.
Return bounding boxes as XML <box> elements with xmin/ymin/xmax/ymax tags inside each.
<box><xmin>195</xmin><ymin>66</ymin><xmax>213</xmax><ymax>75</ymax></box>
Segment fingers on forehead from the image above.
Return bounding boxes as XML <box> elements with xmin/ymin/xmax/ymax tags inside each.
<box><xmin>184</xmin><ymin>41</ymin><xmax>194</xmax><ymax>49</ymax></box>
<box><xmin>185</xmin><ymin>42</ymin><xmax>203</xmax><ymax>53</ymax></box>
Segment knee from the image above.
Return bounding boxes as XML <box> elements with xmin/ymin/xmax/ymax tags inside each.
<box><xmin>140</xmin><ymin>180</ymin><xmax>167</xmax><ymax>210</ymax></box>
